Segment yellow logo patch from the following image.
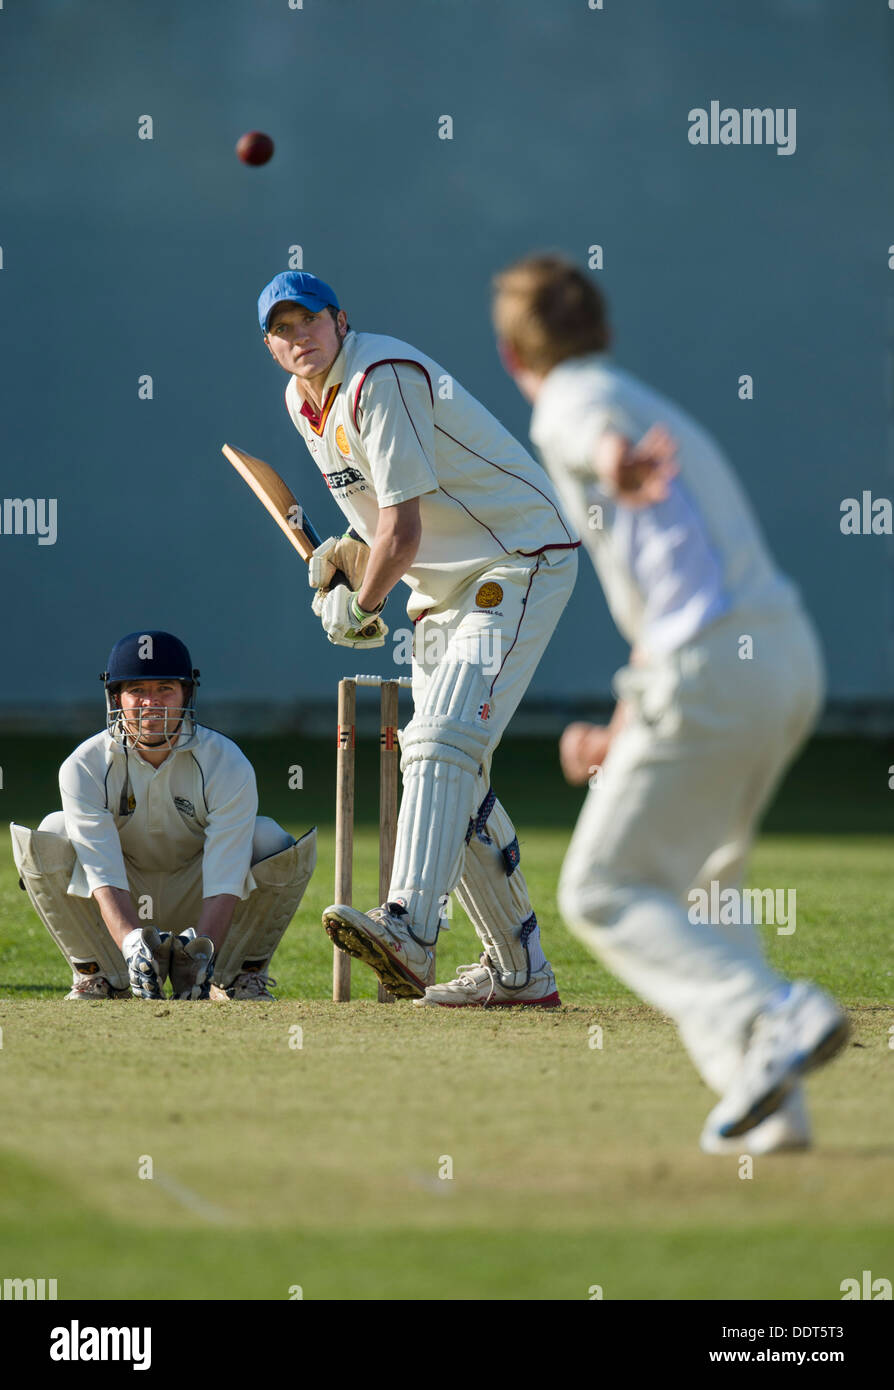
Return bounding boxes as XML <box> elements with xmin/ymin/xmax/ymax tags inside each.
<box><xmin>475</xmin><ymin>582</ymin><xmax>503</xmax><ymax>609</ymax></box>
<box><xmin>335</xmin><ymin>425</ymin><xmax>351</xmax><ymax>456</ymax></box>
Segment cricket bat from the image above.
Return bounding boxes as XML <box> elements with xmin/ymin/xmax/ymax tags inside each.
<box><xmin>222</xmin><ymin>443</ymin><xmax>378</xmax><ymax>635</ymax></box>
<box><xmin>223</xmin><ymin>442</ymin><xmax>325</xmax><ymax>563</ymax></box>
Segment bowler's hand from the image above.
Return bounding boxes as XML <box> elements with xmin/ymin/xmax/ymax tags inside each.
<box><xmin>559</xmin><ymin>722</ymin><xmax>611</xmax><ymax>786</ymax></box>
<box><xmin>596</xmin><ymin>425</ymin><xmax>678</xmax><ymax>507</ymax></box>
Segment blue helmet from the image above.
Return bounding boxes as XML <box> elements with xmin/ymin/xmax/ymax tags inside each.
<box><xmin>103</xmin><ymin>631</ymin><xmax>198</xmax><ymax>686</ymax></box>
<box><xmin>101</xmin><ymin>631</ymin><xmax>200</xmax><ymax>750</ymax></box>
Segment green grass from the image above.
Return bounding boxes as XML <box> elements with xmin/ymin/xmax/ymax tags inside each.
<box><xmin>0</xmin><ymin>734</ymin><xmax>891</xmax><ymax>1299</ymax></box>
<box><xmin>0</xmin><ymin>1002</ymin><xmax>889</xmax><ymax>1300</ymax></box>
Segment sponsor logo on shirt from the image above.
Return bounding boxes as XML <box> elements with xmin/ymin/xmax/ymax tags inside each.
<box><xmin>173</xmin><ymin>797</ymin><xmax>197</xmax><ymax>819</ymax></box>
<box><xmin>335</xmin><ymin>425</ymin><xmax>351</xmax><ymax>457</ymax></box>
<box><xmin>324</xmin><ymin>465</ymin><xmax>364</xmax><ymax>492</ymax></box>
<box><xmin>475</xmin><ymin>582</ymin><xmax>503</xmax><ymax>609</ymax></box>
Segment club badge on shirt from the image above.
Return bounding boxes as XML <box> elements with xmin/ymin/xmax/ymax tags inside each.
<box><xmin>475</xmin><ymin>582</ymin><xmax>503</xmax><ymax>609</ymax></box>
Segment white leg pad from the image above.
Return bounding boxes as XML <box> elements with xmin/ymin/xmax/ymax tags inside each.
<box><xmin>252</xmin><ymin>815</ymin><xmax>296</xmax><ymax>863</ymax></box>
<box><xmin>213</xmin><ymin>826</ymin><xmax>317</xmax><ymax>988</ymax></box>
<box><xmin>10</xmin><ymin>821</ymin><xmax>129</xmax><ymax>991</ymax></box>
<box><xmin>389</xmin><ymin>660</ymin><xmax>493</xmax><ymax>943</ymax></box>
<box><xmin>453</xmin><ymin>793</ymin><xmax>544</xmax><ymax>986</ymax></box>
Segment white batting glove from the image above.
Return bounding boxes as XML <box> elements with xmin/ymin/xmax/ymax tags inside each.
<box><xmin>319</xmin><ymin>584</ymin><xmax>388</xmax><ymax>649</ymax></box>
<box><xmin>308</xmin><ymin>536</ymin><xmax>340</xmax><ymax>590</ymax></box>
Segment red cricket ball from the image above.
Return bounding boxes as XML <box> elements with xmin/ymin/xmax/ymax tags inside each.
<box><xmin>236</xmin><ymin>131</ymin><xmax>274</xmax><ymax>166</ymax></box>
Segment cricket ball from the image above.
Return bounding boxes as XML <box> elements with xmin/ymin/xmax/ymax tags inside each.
<box><xmin>236</xmin><ymin>131</ymin><xmax>275</xmax><ymax>166</ymax></box>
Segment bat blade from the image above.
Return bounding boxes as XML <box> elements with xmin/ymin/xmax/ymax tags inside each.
<box><xmin>222</xmin><ymin>442</ymin><xmax>317</xmax><ymax>561</ymax></box>
<box><xmin>222</xmin><ymin>443</ymin><xmax>367</xmax><ymax>622</ymax></box>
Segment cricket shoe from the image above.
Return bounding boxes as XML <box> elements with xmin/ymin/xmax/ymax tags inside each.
<box><xmin>123</xmin><ymin>926</ymin><xmax>172</xmax><ymax>1000</ymax></box>
<box><xmin>700</xmin><ymin>1087</ymin><xmax>811</xmax><ymax>1155</ymax></box>
<box><xmin>65</xmin><ymin>966</ymin><xmax>130</xmax><ymax>1001</ymax></box>
<box><xmin>323</xmin><ymin>903</ymin><xmax>434</xmax><ymax>1000</ymax></box>
<box><xmin>226</xmin><ymin>962</ymin><xmax>278</xmax><ymax>1001</ymax></box>
<box><xmin>414</xmin><ymin>954</ymin><xmax>561</xmax><ymax>1008</ymax></box>
<box><xmin>169</xmin><ymin>928</ymin><xmax>215</xmax><ymax>1000</ymax></box>
<box><xmin>702</xmin><ymin>982</ymin><xmax>849</xmax><ymax>1142</ymax></box>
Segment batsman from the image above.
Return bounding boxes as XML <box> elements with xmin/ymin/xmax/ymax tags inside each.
<box><xmin>258</xmin><ymin>270</ymin><xmax>580</xmax><ymax>1003</ymax></box>
<box><xmin>10</xmin><ymin>630</ymin><xmax>316</xmax><ymax>1001</ymax></box>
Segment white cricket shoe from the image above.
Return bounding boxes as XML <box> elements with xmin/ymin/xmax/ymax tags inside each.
<box><xmin>414</xmin><ymin>955</ymin><xmax>561</xmax><ymax>1009</ymax></box>
<box><xmin>700</xmin><ymin>1087</ymin><xmax>811</xmax><ymax>1155</ymax></box>
<box><xmin>227</xmin><ymin>964</ymin><xmax>277</xmax><ymax>1001</ymax></box>
<box><xmin>323</xmin><ymin>903</ymin><xmax>434</xmax><ymax>1000</ymax></box>
<box><xmin>703</xmin><ymin>982</ymin><xmax>849</xmax><ymax>1142</ymax></box>
<box><xmin>65</xmin><ymin>969</ymin><xmax>129</xmax><ymax>1001</ymax></box>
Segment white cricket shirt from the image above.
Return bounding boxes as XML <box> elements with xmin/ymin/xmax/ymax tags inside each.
<box><xmin>285</xmin><ymin>330</ymin><xmax>579</xmax><ymax>618</ymax></box>
<box><xmin>59</xmin><ymin>725</ymin><xmax>259</xmax><ymax>901</ymax></box>
<box><xmin>529</xmin><ymin>355</ymin><xmax>798</xmax><ymax>655</ymax></box>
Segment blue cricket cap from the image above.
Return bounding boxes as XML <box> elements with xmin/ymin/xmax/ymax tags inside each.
<box><xmin>258</xmin><ymin>271</ymin><xmax>340</xmax><ymax>333</ymax></box>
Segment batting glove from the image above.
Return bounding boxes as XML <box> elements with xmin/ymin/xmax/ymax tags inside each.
<box><xmin>319</xmin><ymin>584</ymin><xmax>388</xmax><ymax>649</ymax></box>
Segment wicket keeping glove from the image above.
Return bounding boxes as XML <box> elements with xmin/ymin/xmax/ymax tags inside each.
<box><xmin>123</xmin><ymin>926</ymin><xmax>172</xmax><ymax>1000</ymax></box>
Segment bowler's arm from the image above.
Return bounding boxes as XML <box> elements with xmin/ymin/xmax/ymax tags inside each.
<box><xmin>593</xmin><ymin>425</ymin><xmax>677</xmax><ymax>506</ymax></box>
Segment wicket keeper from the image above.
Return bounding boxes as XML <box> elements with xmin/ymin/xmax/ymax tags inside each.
<box><xmin>258</xmin><ymin>270</ymin><xmax>580</xmax><ymax>1005</ymax></box>
<box><xmin>492</xmin><ymin>254</ymin><xmax>849</xmax><ymax>1151</ymax></box>
<box><xmin>10</xmin><ymin>630</ymin><xmax>316</xmax><ymax>1000</ymax></box>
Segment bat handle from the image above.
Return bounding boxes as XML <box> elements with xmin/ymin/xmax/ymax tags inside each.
<box><xmin>329</xmin><ymin>568</ymin><xmax>381</xmax><ymax>640</ymax></box>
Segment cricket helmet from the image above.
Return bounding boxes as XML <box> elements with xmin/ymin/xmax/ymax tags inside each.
<box><xmin>101</xmin><ymin>631</ymin><xmax>200</xmax><ymax>750</ymax></box>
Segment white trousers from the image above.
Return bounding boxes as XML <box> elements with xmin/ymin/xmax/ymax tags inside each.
<box><xmin>558</xmin><ymin>606</ymin><xmax>825</xmax><ymax>1091</ymax></box>
<box><xmin>410</xmin><ymin>548</ymin><xmax>579</xmax><ymax>759</ymax></box>
<box><xmin>38</xmin><ymin>812</ymin><xmax>293</xmax><ymax>935</ymax></box>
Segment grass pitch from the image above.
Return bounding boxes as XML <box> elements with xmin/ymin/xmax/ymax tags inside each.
<box><xmin>0</xmin><ymin>734</ymin><xmax>891</xmax><ymax>1300</ymax></box>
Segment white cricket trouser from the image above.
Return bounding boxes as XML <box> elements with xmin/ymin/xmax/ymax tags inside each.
<box><xmin>38</xmin><ymin>812</ymin><xmax>293</xmax><ymax>935</ymax></box>
<box><xmin>558</xmin><ymin>605</ymin><xmax>824</xmax><ymax>1092</ymax></box>
<box><xmin>410</xmin><ymin>548</ymin><xmax>579</xmax><ymax>756</ymax></box>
